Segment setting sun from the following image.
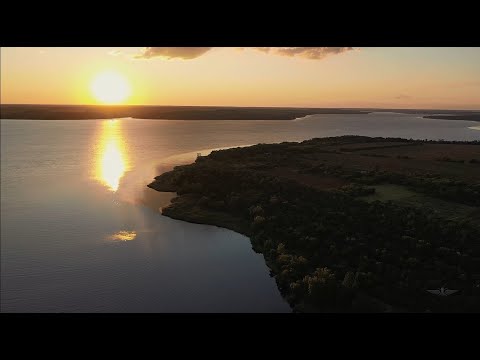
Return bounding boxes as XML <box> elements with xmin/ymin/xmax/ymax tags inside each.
<box><xmin>91</xmin><ymin>70</ymin><xmax>131</xmax><ymax>104</ymax></box>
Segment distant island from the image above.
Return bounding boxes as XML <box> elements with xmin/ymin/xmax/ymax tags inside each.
<box><xmin>1</xmin><ymin>104</ymin><xmax>479</xmax><ymax>121</ymax></box>
<box><xmin>149</xmin><ymin>136</ymin><xmax>480</xmax><ymax>312</ymax></box>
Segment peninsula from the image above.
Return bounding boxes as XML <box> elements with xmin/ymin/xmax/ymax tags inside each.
<box><xmin>149</xmin><ymin>136</ymin><xmax>480</xmax><ymax>312</ymax></box>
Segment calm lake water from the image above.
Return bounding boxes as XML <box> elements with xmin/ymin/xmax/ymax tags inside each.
<box><xmin>1</xmin><ymin>113</ymin><xmax>479</xmax><ymax>312</ymax></box>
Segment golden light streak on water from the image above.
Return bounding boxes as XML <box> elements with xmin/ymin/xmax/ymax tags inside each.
<box><xmin>94</xmin><ymin>119</ymin><xmax>130</xmax><ymax>191</ymax></box>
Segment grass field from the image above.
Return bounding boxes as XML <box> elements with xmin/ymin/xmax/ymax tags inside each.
<box><xmin>360</xmin><ymin>184</ymin><xmax>479</xmax><ymax>223</ymax></box>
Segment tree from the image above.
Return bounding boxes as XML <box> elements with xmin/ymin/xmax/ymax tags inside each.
<box><xmin>303</xmin><ymin>267</ymin><xmax>337</xmax><ymax>306</ymax></box>
<box><xmin>342</xmin><ymin>271</ymin><xmax>356</xmax><ymax>289</ymax></box>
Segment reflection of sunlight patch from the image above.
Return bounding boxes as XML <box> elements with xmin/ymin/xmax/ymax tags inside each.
<box><xmin>108</xmin><ymin>230</ymin><xmax>137</xmax><ymax>241</ymax></box>
<box><xmin>468</xmin><ymin>126</ymin><xmax>480</xmax><ymax>131</ymax></box>
<box><xmin>94</xmin><ymin>120</ymin><xmax>130</xmax><ymax>192</ymax></box>
<box><xmin>101</xmin><ymin>141</ymin><xmax>126</xmax><ymax>191</ymax></box>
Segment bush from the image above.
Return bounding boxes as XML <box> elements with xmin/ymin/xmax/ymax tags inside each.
<box><xmin>253</xmin><ymin>215</ymin><xmax>265</xmax><ymax>225</ymax></box>
<box><xmin>250</xmin><ymin>205</ymin><xmax>264</xmax><ymax>216</ymax></box>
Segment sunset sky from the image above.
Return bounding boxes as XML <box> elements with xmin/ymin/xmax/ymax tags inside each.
<box><xmin>1</xmin><ymin>47</ymin><xmax>479</xmax><ymax>109</ymax></box>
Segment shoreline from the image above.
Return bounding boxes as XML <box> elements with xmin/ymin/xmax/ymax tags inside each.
<box><xmin>423</xmin><ymin>114</ymin><xmax>480</xmax><ymax>122</ymax></box>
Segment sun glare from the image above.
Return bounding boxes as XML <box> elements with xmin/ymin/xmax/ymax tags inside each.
<box><xmin>91</xmin><ymin>71</ymin><xmax>131</xmax><ymax>104</ymax></box>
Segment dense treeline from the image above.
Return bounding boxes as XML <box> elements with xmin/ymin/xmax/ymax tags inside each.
<box><xmin>149</xmin><ymin>136</ymin><xmax>480</xmax><ymax>312</ymax></box>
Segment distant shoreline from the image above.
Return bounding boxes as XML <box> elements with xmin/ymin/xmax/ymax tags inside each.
<box><xmin>423</xmin><ymin>114</ymin><xmax>480</xmax><ymax>122</ymax></box>
<box><xmin>0</xmin><ymin>105</ymin><xmax>368</xmax><ymax>120</ymax></box>
<box><xmin>1</xmin><ymin>104</ymin><xmax>479</xmax><ymax>121</ymax></box>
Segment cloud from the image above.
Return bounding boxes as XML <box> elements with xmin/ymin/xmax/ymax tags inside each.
<box><xmin>254</xmin><ymin>47</ymin><xmax>271</xmax><ymax>54</ymax></box>
<box><xmin>134</xmin><ymin>47</ymin><xmax>355</xmax><ymax>61</ymax></box>
<box><xmin>135</xmin><ymin>47</ymin><xmax>213</xmax><ymax>60</ymax></box>
<box><xmin>254</xmin><ymin>47</ymin><xmax>354</xmax><ymax>59</ymax></box>
<box><xmin>395</xmin><ymin>94</ymin><xmax>412</xmax><ymax>100</ymax></box>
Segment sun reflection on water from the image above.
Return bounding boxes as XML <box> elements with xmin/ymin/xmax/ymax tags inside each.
<box><xmin>108</xmin><ymin>230</ymin><xmax>137</xmax><ymax>241</ymax></box>
<box><xmin>94</xmin><ymin>119</ymin><xmax>130</xmax><ymax>191</ymax></box>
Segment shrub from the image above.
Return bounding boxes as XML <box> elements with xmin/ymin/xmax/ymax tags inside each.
<box><xmin>253</xmin><ymin>215</ymin><xmax>266</xmax><ymax>225</ymax></box>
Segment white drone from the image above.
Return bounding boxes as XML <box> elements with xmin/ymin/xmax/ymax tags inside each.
<box><xmin>426</xmin><ymin>287</ymin><xmax>458</xmax><ymax>296</ymax></box>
